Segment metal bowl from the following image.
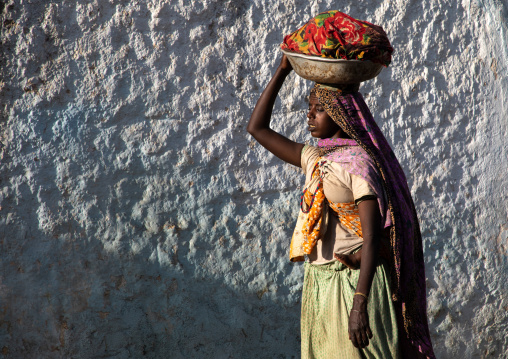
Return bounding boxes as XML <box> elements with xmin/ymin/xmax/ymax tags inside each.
<box><xmin>281</xmin><ymin>49</ymin><xmax>384</xmax><ymax>85</ymax></box>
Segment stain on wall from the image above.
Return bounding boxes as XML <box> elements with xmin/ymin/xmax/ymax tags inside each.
<box><xmin>0</xmin><ymin>0</ymin><xmax>507</xmax><ymax>357</ymax></box>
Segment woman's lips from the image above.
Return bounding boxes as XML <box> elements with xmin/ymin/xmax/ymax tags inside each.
<box><xmin>308</xmin><ymin>125</ymin><xmax>316</xmax><ymax>131</ymax></box>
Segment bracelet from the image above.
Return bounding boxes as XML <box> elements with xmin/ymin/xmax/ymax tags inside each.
<box><xmin>351</xmin><ymin>309</ymin><xmax>366</xmax><ymax>313</ymax></box>
<box><xmin>354</xmin><ymin>292</ymin><xmax>368</xmax><ymax>300</ymax></box>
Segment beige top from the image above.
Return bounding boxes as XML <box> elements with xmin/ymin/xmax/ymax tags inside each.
<box><xmin>301</xmin><ymin>145</ymin><xmax>376</xmax><ymax>264</ymax></box>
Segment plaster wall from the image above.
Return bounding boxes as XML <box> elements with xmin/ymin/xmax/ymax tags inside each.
<box><xmin>0</xmin><ymin>0</ymin><xmax>507</xmax><ymax>358</ymax></box>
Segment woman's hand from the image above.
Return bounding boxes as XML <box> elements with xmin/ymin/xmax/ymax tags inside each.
<box><xmin>278</xmin><ymin>54</ymin><xmax>293</xmax><ymax>74</ymax></box>
<box><xmin>348</xmin><ymin>295</ymin><xmax>373</xmax><ymax>348</ymax></box>
<box><xmin>334</xmin><ymin>241</ymin><xmax>391</xmax><ymax>270</ymax></box>
<box><xmin>334</xmin><ymin>250</ymin><xmax>362</xmax><ymax>269</ymax></box>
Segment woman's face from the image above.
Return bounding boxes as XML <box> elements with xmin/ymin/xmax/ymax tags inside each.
<box><xmin>307</xmin><ymin>93</ymin><xmax>343</xmax><ymax>139</ymax></box>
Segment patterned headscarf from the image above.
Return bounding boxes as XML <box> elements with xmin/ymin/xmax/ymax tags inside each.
<box><xmin>312</xmin><ymin>83</ymin><xmax>435</xmax><ymax>358</ymax></box>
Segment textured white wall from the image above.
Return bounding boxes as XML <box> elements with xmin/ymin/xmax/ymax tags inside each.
<box><xmin>1</xmin><ymin>0</ymin><xmax>507</xmax><ymax>358</ymax></box>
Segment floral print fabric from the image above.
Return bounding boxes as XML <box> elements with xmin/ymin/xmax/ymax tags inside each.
<box><xmin>296</xmin><ymin>159</ymin><xmax>364</xmax><ymax>257</ymax></box>
<box><xmin>299</xmin><ymin>161</ymin><xmax>326</xmax><ymax>254</ymax></box>
<box><xmin>328</xmin><ymin>201</ymin><xmax>363</xmax><ymax>238</ymax></box>
<box><xmin>281</xmin><ymin>10</ymin><xmax>393</xmax><ymax>66</ymax></box>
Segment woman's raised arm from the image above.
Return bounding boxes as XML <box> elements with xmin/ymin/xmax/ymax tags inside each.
<box><xmin>247</xmin><ymin>55</ymin><xmax>304</xmax><ymax>167</ymax></box>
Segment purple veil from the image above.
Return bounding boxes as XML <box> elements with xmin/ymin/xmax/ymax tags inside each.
<box><xmin>313</xmin><ymin>84</ymin><xmax>435</xmax><ymax>358</ymax></box>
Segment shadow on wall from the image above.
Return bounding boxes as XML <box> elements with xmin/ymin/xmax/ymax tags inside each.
<box><xmin>0</xmin><ymin>223</ymin><xmax>301</xmax><ymax>358</ymax></box>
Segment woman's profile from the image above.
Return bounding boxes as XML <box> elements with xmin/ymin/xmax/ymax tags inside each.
<box><xmin>247</xmin><ymin>11</ymin><xmax>435</xmax><ymax>359</ymax></box>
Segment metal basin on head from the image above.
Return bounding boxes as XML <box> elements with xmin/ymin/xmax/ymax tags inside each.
<box><xmin>282</xmin><ymin>49</ymin><xmax>384</xmax><ymax>85</ymax></box>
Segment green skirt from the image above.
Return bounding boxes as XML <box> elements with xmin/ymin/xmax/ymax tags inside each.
<box><xmin>301</xmin><ymin>260</ymin><xmax>400</xmax><ymax>359</ymax></box>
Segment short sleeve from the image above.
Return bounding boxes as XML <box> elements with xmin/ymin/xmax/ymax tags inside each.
<box><xmin>350</xmin><ymin>173</ymin><xmax>376</xmax><ymax>201</ymax></box>
<box><xmin>301</xmin><ymin>145</ymin><xmax>320</xmax><ymax>175</ymax></box>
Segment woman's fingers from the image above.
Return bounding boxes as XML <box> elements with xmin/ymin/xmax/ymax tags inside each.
<box><xmin>352</xmin><ymin>329</ymin><xmax>369</xmax><ymax>348</ymax></box>
<box><xmin>334</xmin><ymin>253</ymin><xmax>347</xmax><ymax>266</ymax></box>
<box><xmin>349</xmin><ymin>310</ymin><xmax>372</xmax><ymax>348</ymax></box>
<box><xmin>360</xmin><ymin>330</ymin><xmax>369</xmax><ymax>348</ymax></box>
<box><xmin>350</xmin><ymin>331</ymin><xmax>360</xmax><ymax>348</ymax></box>
<box><xmin>279</xmin><ymin>54</ymin><xmax>293</xmax><ymax>72</ymax></box>
<box><xmin>367</xmin><ymin>325</ymin><xmax>373</xmax><ymax>339</ymax></box>
<box><xmin>334</xmin><ymin>253</ymin><xmax>360</xmax><ymax>269</ymax></box>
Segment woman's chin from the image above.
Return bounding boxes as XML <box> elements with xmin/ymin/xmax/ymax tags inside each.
<box><xmin>310</xmin><ymin>133</ymin><xmax>330</xmax><ymax>140</ymax></box>
<box><xmin>309</xmin><ymin>132</ymin><xmax>321</xmax><ymax>138</ymax></box>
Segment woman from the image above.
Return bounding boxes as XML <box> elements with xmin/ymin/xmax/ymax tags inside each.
<box><xmin>247</xmin><ymin>56</ymin><xmax>435</xmax><ymax>359</ymax></box>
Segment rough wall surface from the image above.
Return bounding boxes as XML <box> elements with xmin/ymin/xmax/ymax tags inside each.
<box><xmin>0</xmin><ymin>0</ymin><xmax>507</xmax><ymax>358</ymax></box>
